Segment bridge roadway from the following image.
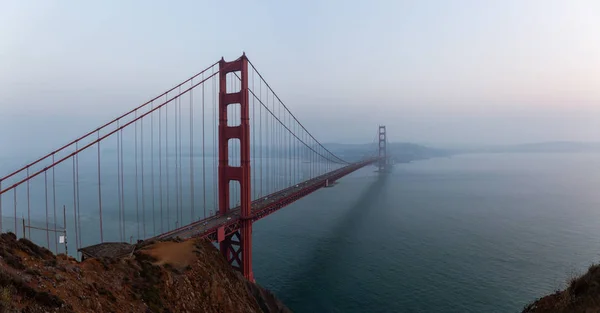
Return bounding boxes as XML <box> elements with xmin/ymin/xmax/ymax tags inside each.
<box><xmin>151</xmin><ymin>157</ymin><xmax>379</xmax><ymax>242</ymax></box>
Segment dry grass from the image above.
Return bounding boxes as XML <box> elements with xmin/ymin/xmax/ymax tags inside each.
<box><xmin>140</xmin><ymin>239</ymin><xmax>197</xmax><ymax>269</ymax></box>
<box><xmin>0</xmin><ymin>286</ymin><xmax>13</xmax><ymax>311</ymax></box>
<box><xmin>0</xmin><ymin>232</ymin><xmax>290</xmax><ymax>312</ymax></box>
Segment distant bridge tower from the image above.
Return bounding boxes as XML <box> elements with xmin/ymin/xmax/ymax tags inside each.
<box><xmin>218</xmin><ymin>54</ymin><xmax>253</xmax><ymax>281</ymax></box>
<box><xmin>378</xmin><ymin>125</ymin><xmax>387</xmax><ymax>172</ymax></box>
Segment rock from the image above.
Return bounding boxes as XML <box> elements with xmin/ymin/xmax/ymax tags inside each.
<box><xmin>0</xmin><ymin>233</ymin><xmax>291</xmax><ymax>312</ymax></box>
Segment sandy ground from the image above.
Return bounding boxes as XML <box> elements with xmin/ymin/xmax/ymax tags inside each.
<box><xmin>142</xmin><ymin>239</ymin><xmax>198</xmax><ymax>268</ymax></box>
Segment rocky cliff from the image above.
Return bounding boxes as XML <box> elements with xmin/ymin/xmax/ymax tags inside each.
<box><xmin>522</xmin><ymin>264</ymin><xmax>600</xmax><ymax>313</ymax></box>
<box><xmin>0</xmin><ymin>232</ymin><xmax>291</xmax><ymax>313</ymax></box>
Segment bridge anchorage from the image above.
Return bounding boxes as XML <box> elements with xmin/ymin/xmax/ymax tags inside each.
<box><xmin>0</xmin><ymin>53</ymin><xmax>389</xmax><ymax>283</ymax></box>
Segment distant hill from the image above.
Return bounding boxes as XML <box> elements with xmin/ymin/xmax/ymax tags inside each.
<box><xmin>324</xmin><ymin>142</ymin><xmax>450</xmax><ymax>163</ymax></box>
<box><xmin>452</xmin><ymin>141</ymin><xmax>600</xmax><ymax>154</ymax></box>
<box><xmin>322</xmin><ymin>141</ymin><xmax>600</xmax><ymax>164</ymax></box>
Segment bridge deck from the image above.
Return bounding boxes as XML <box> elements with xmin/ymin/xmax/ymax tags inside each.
<box><xmin>151</xmin><ymin>158</ymin><xmax>377</xmax><ymax>242</ymax></box>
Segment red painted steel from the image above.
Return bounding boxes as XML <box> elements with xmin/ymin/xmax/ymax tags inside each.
<box><xmin>0</xmin><ymin>51</ymin><xmax>388</xmax><ymax>283</ymax></box>
<box><xmin>153</xmin><ymin>157</ymin><xmax>380</xmax><ymax>243</ymax></box>
<box><xmin>218</xmin><ymin>54</ymin><xmax>253</xmax><ymax>281</ymax></box>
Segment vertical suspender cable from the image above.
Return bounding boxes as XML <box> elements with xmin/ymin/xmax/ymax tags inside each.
<box><xmin>141</xmin><ymin>116</ymin><xmax>146</xmax><ymax>238</ymax></box>
<box><xmin>76</xmin><ymin>141</ymin><xmax>81</xmax><ymax>247</ymax></box>
<box><xmin>27</xmin><ymin>167</ymin><xmax>31</xmax><ymax>238</ymax></box>
<box><xmin>259</xmin><ymin>76</ymin><xmax>263</xmax><ymax>198</ymax></box>
<box><xmin>271</xmin><ymin>90</ymin><xmax>275</xmax><ymax>192</ymax></box>
<box><xmin>179</xmin><ymin>87</ymin><xmax>183</xmax><ymax>225</ymax></box>
<box><xmin>202</xmin><ymin>74</ymin><xmax>207</xmax><ymax>219</ymax></box>
<box><xmin>120</xmin><ymin>128</ymin><xmax>125</xmax><ymax>240</ymax></box>
<box><xmin>97</xmin><ymin>131</ymin><xmax>104</xmax><ymax>243</ymax></box>
<box><xmin>135</xmin><ymin>111</ymin><xmax>140</xmax><ymax>240</ymax></box>
<box><xmin>212</xmin><ymin>68</ymin><xmax>217</xmax><ymax>215</ymax></box>
<box><xmin>252</xmin><ymin>69</ymin><xmax>256</xmax><ymax>200</ymax></box>
<box><xmin>45</xmin><ymin>170</ymin><xmax>49</xmax><ymax>247</ymax></box>
<box><xmin>267</xmin><ymin>87</ymin><xmax>271</xmax><ymax>194</ymax></box>
<box><xmin>178</xmin><ymin>89</ymin><xmax>183</xmax><ymax>224</ymax></box>
<box><xmin>52</xmin><ymin>153</ymin><xmax>57</xmax><ymax>251</ymax></box>
<box><xmin>71</xmin><ymin>156</ymin><xmax>78</xmax><ymax>250</ymax></box>
<box><xmin>212</xmin><ymin>67</ymin><xmax>217</xmax><ymax>215</ymax></box>
<box><xmin>190</xmin><ymin>78</ymin><xmax>195</xmax><ymax>221</ymax></box>
<box><xmin>151</xmin><ymin>102</ymin><xmax>156</xmax><ymax>235</ymax></box>
<box><xmin>166</xmin><ymin>94</ymin><xmax>170</xmax><ymax>230</ymax></box>
<box><xmin>293</xmin><ymin>122</ymin><xmax>296</xmax><ymax>184</ymax></box>
<box><xmin>13</xmin><ymin>188</ymin><xmax>17</xmax><ymax>237</ymax></box>
<box><xmin>117</xmin><ymin>123</ymin><xmax>123</xmax><ymax>242</ymax></box>
<box><xmin>174</xmin><ymin>90</ymin><xmax>179</xmax><ymax>227</ymax></box>
<box><xmin>159</xmin><ymin>103</ymin><xmax>163</xmax><ymax>233</ymax></box>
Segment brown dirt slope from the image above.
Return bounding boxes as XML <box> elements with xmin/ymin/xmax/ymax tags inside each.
<box><xmin>0</xmin><ymin>232</ymin><xmax>291</xmax><ymax>313</ymax></box>
<box><xmin>523</xmin><ymin>264</ymin><xmax>600</xmax><ymax>313</ymax></box>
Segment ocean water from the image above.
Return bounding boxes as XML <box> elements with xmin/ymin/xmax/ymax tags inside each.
<box><xmin>252</xmin><ymin>153</ymin><xmax>600</xmax><ymax>313</ymax></box>
<box><xmin>3</xmin><ymin>151</ymin><xmax>600</xmax><ymax>312</ymax></box>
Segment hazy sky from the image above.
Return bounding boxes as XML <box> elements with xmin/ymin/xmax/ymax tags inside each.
<box><xmin>1</xmin><ymin>0</ymin><xmax>600</xmax><ymax>150</ymax></box>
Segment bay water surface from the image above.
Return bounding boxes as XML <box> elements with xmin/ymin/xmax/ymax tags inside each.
<box><xmin>2</xmin><ymin>152</ymin><xmax>600</xmax><ymax>312</ymax></box>
<box><xmin>252</xmin><ymin>153</ymin><xmax>600</xmax><ymax>312</ymax></box>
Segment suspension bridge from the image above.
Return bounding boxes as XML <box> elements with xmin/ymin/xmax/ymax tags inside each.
<box><xmin>0</xmin><ymin>54</ymin><xmax>389</xmax><ymax>281</ymax></box>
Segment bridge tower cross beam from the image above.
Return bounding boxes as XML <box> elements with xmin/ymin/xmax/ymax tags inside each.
<box><xmin>218</xmin><ymin>54</ymin><xmax>253</xmax><ymax>281</ymax></box>
<box><xmin>378</xmin><ymin>125</ymin><xmax>387</xmax><ymax>172</ymax></box>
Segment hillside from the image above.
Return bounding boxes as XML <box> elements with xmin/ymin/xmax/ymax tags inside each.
<box><xmin>447</xmin><ymin>141</ymin><xmax>600</xmax><ymax>154</ymax></box>
<box><xmin>324</xmin><ymin>142</ymin><xmax>450</xmax><ymax>163</ymax></box>
<box><xmin>0</xmin><ymin>232</ymin><xmax>291</xmax><ymax>313</ymax></box>
<box><xmin>522</xmin><ymin>264</ymin><xmax>600</xmax><ymax>313</ymax></box>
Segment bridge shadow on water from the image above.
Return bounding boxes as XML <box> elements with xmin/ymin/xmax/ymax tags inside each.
<box><xmin>278</xmin><ymin>171</ymin><xmax>390</xmax><ymax>309</ymax></box>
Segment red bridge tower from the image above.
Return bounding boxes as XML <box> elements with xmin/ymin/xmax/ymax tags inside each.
<box><xmin>378</xmin><ymin>125</ymin><xmax>387</xmax><ymax>172</ymax></box>
<box><xmin>218</xmin><ymin>55</ymin><xmax>253</xmax><ymax>281</ymax></box>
